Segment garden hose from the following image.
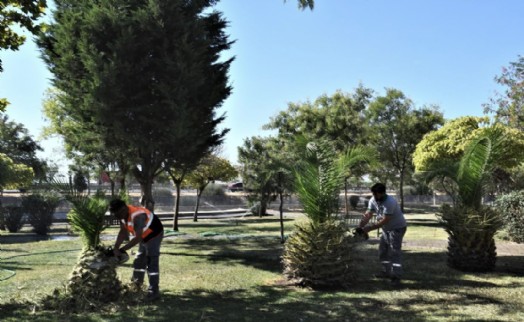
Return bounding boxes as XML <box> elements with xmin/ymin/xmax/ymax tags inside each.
<box><xmin>0</xmin><ymin>268</ymin><xmax>16</xmax><ymax>281</ymax></box>
<box><xmin>0</xmin><ymin>248</ymin><xmax>82</xmax><ymax>282</ymax></box>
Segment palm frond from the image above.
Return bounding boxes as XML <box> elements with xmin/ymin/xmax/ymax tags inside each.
<box><xmin>294</xmin><ymin>140</ymin><xmax>344</xmax><ymax>223</ymax></box>
<box><xmin>45</xmin><ymin>179</ymin><xmax>109</xmax><ymax>249</ymax></box>
<box><xmin>457</xmin><ymin>126</ymin><xmax>505</xmax><ymax>208</ymax></box>
<box><xmin>457</xmin><ymin>136</ymin><xmax>491</xmax><ymax>208</ymax></box>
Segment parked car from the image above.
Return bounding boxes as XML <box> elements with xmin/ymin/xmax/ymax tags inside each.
<box><xmin>227</xmin><ymin>182</ymin><xmax>243</xmax><ymax>192</ymax></box>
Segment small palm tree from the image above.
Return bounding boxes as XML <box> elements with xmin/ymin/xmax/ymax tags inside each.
<box><xmin>282</xmin><ymin>138</ymin><xmax>373</xmax><ymax>288</ymax></box>
<box><xmin>421</xmin><ymin>126</ymin><xmax>509</xmax><ymax>272</ymax></box>
<box><xmin>42</xmin><ymin>182</ymin><xmax>122</xmax><ymax>311</ymax></box>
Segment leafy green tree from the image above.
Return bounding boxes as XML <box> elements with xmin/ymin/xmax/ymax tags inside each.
<box><xmin>238</xmin><ymin>136</ymin><xmax>280</xmax><ymax>217</ymax></box>
<box><xmin>265</xmin><ymin>87</ymin><xmax>373</xmax><ymax>152</ymax></box>
<box><xmin>0</xmin><ymin>113</ymin><xmax>47</xmax><ymax>181</ymax></box>
<box><xmin>366</xmin><ymin>88</ymin><xmax>444</xmax><ymax>210</ymax></box>
<box><xmin>42</xmin><ymin>88</ymin><xmax>132</xmax><ymax>196</ymax></box>
<box><xmin>483</xmin><ymin>55</ymin><xmax>524</xmax><ymax>131</ymax></box>
<box><xmin>0</xmin><ymin>0</ymin><xmax>48</xmax><ymax>110</ymax></box>
<box><xmin>38</xmin><ymin>0</ymin><xmax>232</xmax><ymax>209</ymax></box>
<box><xmin>165</xmin><ymin>162</ymin><xmax>193</xmax><ymax>231</ymax></box>
<box><xmin>0</xmin><ymin>153</ymin><xmax>33</xmax><ymax>191</ymax></box>
<box><xmin>419</xmin><ymin>126</ymin><xmax>522</xmax><ymax>272</ymax></box>
<box><xmin>185</xmin><ymin>154</ymin><xmax>237</xmax><ymax>222</ymax></box>
<box><xmin>413</xmin><ymin>117</ymin><xmax>524</xmax><ymax>194</ymax></box>
<box><xmin>413</xmin><ymin>116</ymin><xmax>491</xmax><ymax>172</ymax></box>
<box><xmin>266</xmin><ymin>87</ymin><xmax>375</xmax><ymax>212</ymax></box>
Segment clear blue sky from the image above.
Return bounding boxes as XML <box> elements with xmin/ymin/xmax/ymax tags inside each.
<box><xmin>1</xmin><ymin>0</ymin><xmax>523</xmax><ymax>173</ymax></box>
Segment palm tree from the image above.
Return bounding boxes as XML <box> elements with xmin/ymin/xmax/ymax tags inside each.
<box><xmin>282</xmin><ymin>138</ymin><xmax>374</xmax><ymax>288</ymax></box>
<box><xmin>420</xmin><ymin>126</ymin><xmax>510</xmax><ymax>272</ymax></box>
<box><xmin>42</xmin><ymin>183</ymin><xmax>122</xmax><ymax>311</ymax></box>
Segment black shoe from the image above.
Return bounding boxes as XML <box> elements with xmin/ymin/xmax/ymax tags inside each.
<box><xmin>374</xmin><ymin>271</ymin><xmax>390</xmax><ymax>279</ymax></box>
<box><xmin>390</xmin><ymin>277</ymin><xmax>402</xmax><ymax>287</ymax></box>
<box><xmin>145</xmin><ymin>291</ymin><xmax>161</xmax><ymax>302</ymax></box>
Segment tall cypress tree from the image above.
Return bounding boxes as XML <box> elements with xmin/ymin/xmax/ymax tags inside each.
<box><xmin>39</xmin><ymin>0</ymin><xmax>233</xmax><ymax>208</ymax></box>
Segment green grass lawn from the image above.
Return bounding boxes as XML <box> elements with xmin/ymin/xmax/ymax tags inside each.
<box><xmin>0</xmin><ymin>210</ymin><xmax>523</xmax><ymax>321</ymax></box>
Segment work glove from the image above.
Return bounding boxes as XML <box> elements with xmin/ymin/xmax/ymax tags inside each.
<box><xmin>104</xmin><ymin>246</ymin><xmax>130</xmax><ymax>264</ymax></box>
<box><xmin>353</xmin><ymin>227</ymin><xmax>369</xmax><ymax>241</ymax></box>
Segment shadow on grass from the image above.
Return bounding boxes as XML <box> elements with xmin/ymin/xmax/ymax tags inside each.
<box><xmin>496</xmin><ymin>255</ymin><xmax>524</xmax><ymax>276</ymax></box>
<box><xmin>164</xmin><ymin>237</ymin><xmax>284</xmax><ymax>273</ymax></box>
<box><xmin>1</xmin><ymin>246</ymin><xmax>523</xmax><ymax>321</ymax></box>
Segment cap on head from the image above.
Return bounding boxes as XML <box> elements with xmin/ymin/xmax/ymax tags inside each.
<box><xmin>370</xmin><ymin>183</ymin><xmax>386</xmax><ymax>194</ymax></box>
<box><xmin>109</xmin><ymin>199</ymin><xmax>127</xmax><ymax>214</ymax></box>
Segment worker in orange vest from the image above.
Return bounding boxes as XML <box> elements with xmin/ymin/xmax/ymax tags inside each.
<box><xmin>109</xmin><ymin>198</ymin><xmax>164</xmax><ymax>301</ymax></box>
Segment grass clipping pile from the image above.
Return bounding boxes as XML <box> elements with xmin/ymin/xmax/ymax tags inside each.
<box><xmin>40</xmin><ymin>246</ymin><xmax>137</xmax><ymax>312</ymax></box>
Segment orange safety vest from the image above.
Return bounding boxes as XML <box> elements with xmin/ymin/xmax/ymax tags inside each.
<box><xmin>122</xmin><ymin>205</ymin><xmax>155</xmax><ymax>240</ymax></box>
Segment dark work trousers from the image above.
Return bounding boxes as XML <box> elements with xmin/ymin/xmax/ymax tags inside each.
<box><xmin>132</xmin><ymin>233</ymin><xmax>163</xmax><ymax>293</ymax></box>
<box><xmin>379</xmin><ymin>227</ymin><xmax>407</xmax><ymax>279</ymax></box>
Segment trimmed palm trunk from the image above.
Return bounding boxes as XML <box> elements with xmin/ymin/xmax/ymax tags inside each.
<box><xmin>42</xmin><ymin>189</ymin><xmax>123</xmax><ymax>311</ymax></box>
<box><xmin>439</xmin><ymin>205</ymin><xmax>502</xmax><ymax>272</ymax></box>
<box><xmin>282</xmin><ymin>139</ymin><xmax>371</xmax><ymax>288</ymax></box>
<box><xmin>422</xmin><ymin>126</ymin><xmax>513</xmax><ymax>272</ymax></box>
<box><xmin>282</xmin><ymin>220</ymin><xmax>356</xmax><ymax>287</ymax></box>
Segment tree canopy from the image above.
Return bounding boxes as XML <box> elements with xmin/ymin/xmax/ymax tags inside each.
<box><xmin>0</xmin><ymin>0</ymin><xmax>47</xmax><ymax>110</ymax></box>
<box><xmin>265</xmin><ymin>87</ymin><xmax>373</xmax><ymax>152</ymax></box>
<box><xmin>413</xmin><ymin>116</ymin><xmax>491</xmax><ymax>172</ymax></box>
<box><xmin>484</xmin><ymin>55</ymin><xmax>524</xmax><ymax>131</ymax></box>
<box><xmin>414</xmin><ymin>117</ymin><xmax>524</xmax><ymax>194</ymax></box>
<box><xmin>0</xmin><ymin>0</ymin><xmax>47</xmax><ymax>72</ymax></box>
<box><xmin>0</xmin><ymin>113</ymin><xmax>47</xmax><ymax>180</ymax></box>
<box><xmin>366</xmin><ymin>88</ymin><xmax>444</xmax><ymax>210</ymax></box>
<box><xmin>39</xmin><ymin>0</ymin><xmax>233</xmax><ymax>207</ymax></box>
<box><xmin>0</xmin><ymin>153</ymin><xmax>34</xmax><ymax>190</ymax></box>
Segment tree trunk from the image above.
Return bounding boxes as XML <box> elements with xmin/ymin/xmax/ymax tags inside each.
<box><xmin>344</xmin><ymin>178</ymin><xmax>349</xmax><ymax>216</ymax></box>
<box><xmin>87</xmin><ymin>172</ymin><xmax>91</xmax><ymax>195</ymax></box>
<box><xmin>109</xmin><ymin>179</ymin><xmax>115</xmax><ymax>198</ymax></box>
<box><xmin>119</xmin><ymin>176</ymin><xmax>126</xmax><ymax>193</ymax></box>
<box><xmin>399</xmin><ymin>168</ymin><xmax>405</xmax><ymax>212</ymax></box>
<box><xmin>140</xmin><ymin>178</ymin><xmax>155</xmax><ymax>212</ymax></box>
<box><xmin>173</xmin><ymin>181</ymin><xmax>181</xmax><ymax>231</ymax></box>
<box><xmin>279</xmin><ymin>192</ymin><xmax>285</xmax><ymax>244</ymax></box>
<box><xmin>259</xmin><ymin>196</ymin><xmax>267</xmax><ymax>218</ymax></box>
<box><xmin>193</xmin><ymin>189</ymin><xmax>202</xmax><ymax>222</ymax></box>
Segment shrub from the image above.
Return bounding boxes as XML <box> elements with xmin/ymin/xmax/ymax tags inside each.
<box><xmin>349</xmin><ymin>195</ymin><xmax>360</xmax><ymax>209</ymax></box>
<box><xmin>494</xmin><ymin>191</ymin><xmax>524</xmax><ymax>243</ymax></box>
<box><xmin>202</xmin><ymin>183</ymin><xmax>225</xmax><ymax>196</ymax></box>
<box><xmin>22</xmin><ymin>193</ymin><xmax>61</xmax><ymax>235</ymax></box>
<box><xmin>249</xmin><ymin>202</ymin><xmax>261</xmax><ymax>215</ymax></box>
<box><xmin>1</xmin><ymin>206</ymin><xmax>25</xmax><ymax>232</ymax></box>
<box><xmin>152</xmin><ymin>187</ymin><xmax>174</xmax><ymax>206</ymax></box>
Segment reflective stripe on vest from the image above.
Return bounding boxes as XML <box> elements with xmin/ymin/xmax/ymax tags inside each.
<box><xmin>126</xmin><ymin>205</ymin><xmax>154</xmax><ymax>240</ymax></box>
